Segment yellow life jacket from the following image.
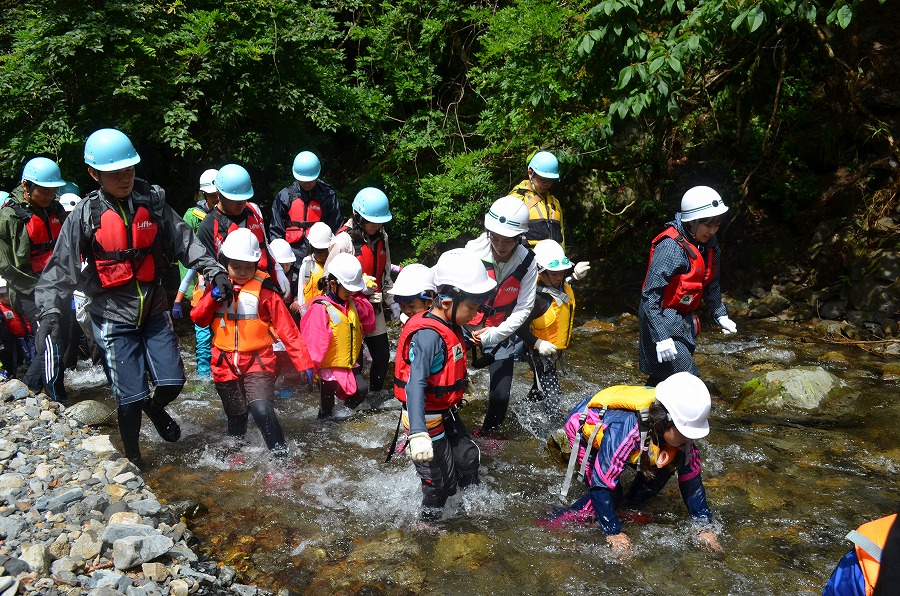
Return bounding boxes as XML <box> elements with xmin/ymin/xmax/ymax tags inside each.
<box><xmin>511</xmin><ymin>180</ymin><xmax>564</xmax><ymax>248</ymax></box>
<box><xmin>303</xmin><ymin>259</ymin><xmax>325</xmax><ymax>306</ymax></box>
<box><xmin>848</xmin><ymin>513</ymin><xmax>897</xmax><ymax>595</ymax></box>
<box><xmin>212</xmin><ymin>272</ymin><xmax>276</xmax><ymax>353</ymax></box>
<box><xmin>531</xmin><ymin>283</ymin><xmax>575</xmax><ymax>349</ymax></box>
<box><xmin>315</xmin><ymin>297</ymin><xmax>362</xmax><ymax>369</ymax></box>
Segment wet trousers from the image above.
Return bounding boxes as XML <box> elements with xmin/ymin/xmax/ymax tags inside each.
<box><xmin>524</xmin><ymin>348</ymin><xmax>563</xmax><ymax>407</ymax></box>
<box><xmin>482</xmin><ymin>356</ymin><xmax>515</xmax><ymax>430</ymax></box>
<box><xmin>319</xmin><ymin>370</ymin><xmax>369</xmax><ymax>418</ymax></box>
<box><xmin>215</xmin><ymin>372</ymin><xmax>286</xmax><ymax>451</ymax></box>
<box><xmin>413</xmin><ymin>408</ymin><xmax>480</xmax><ymax>518</ymax></box>
<box><xmin>362</xmin><ymin>332</ymin><xmax>389</xmax><ymax>392</ymax></box>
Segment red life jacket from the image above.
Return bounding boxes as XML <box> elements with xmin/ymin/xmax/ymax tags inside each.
<box><xmin>90</xmin><ymin>199</ymin><xmax>159</xmax><ymax>289</ymax></box>
<box><xmin>284</xmin><ymin>193</ymin><xmax>323</xmax><ymax>244</ymax></box>
<box><xmin>0</xmin><ymin>302</ymin><xmax>28</xmax><ymax>337</ymax></box>
<box><xmin>643</xmin><ymin>226</ymin><xmax>715</xmax><ymax>313</ymax></box>
<box><xmin>394</xmin><ymin>312</ymin><xmax>468</xmax><ymax>411</ymax></box>
<box><xmin>11</xmin><ymin>204</ymin><xmax>63</xmax><ymax>273</ymax></box>
<box><xmin>211</xmin><ymin>208</ymin><xmax>269</xmax><ymax>271</ymax></box>
<box><xmin>340</xmin><ymin>226</ymin><xmax>387</xmax><ymax>291</ymax></box>
<box><xmin>468</xmin><ymin>250</ymin><xmax>535</xmax><ymax>328</ymax></box>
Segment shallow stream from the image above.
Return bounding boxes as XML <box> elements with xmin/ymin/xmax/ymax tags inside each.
<box><xmin>67</xmin><ymin>315</ymin><xmax>899</xmax><ymax>595</ymax></box>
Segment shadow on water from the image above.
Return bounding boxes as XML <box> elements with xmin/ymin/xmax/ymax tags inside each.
<box><xmin>66</xmin><ymin>317</ymin><xmax>900</xmax><ymax>595</ymax></box>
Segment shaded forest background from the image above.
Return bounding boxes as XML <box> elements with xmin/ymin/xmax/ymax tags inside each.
<box><xmin>1</xmin><ymin>0</ymin><xmax>898</xmax><ymax>313</ymax></box>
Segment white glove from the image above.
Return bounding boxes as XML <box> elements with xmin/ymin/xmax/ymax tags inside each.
<box><xmin>369</xmin><ymin>292</ymin><xmax>383</xmax><ymax>304</ymax></box>
<box><xmin>572</xmin><ymin>261</ymin><xmax>591</xmax><ymax>281</ymax></box>
<box><xmin>362</xmin><ymin>274</ymin><xmax>378</xmax><ymax>296</ymax></box>
<box><xmin>535</xmin><ymin>339</ymin><xmax>558</xmax><ymax>357</ymax></box>
<box><xmin>399</xmin><ymin>313</ymin><xmax>410</xmax><ymax>325</ymax></box>
<box><xmin>408</xmin><ymin>432</ymin><xmax>433</xmax><ymax>463</ymax></box>
<box><xmin>656</xmin><ymin>338</ymin><xmax>678</xmax><ymax>363</ymax></box>
<box><xmin>717</xmin><ymin>316</ymin><xmax>737</xmax><ymax>335</ymax></box>
<box><xmin>390</xmin><ymin>302</ymin><xmax>402</xmax><ymax>321</ymax></box>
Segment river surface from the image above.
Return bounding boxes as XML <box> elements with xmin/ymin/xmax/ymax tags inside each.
<box><xmin>66</xmin><ymin>315</ymin><xmax>899</xmax><ymax>595</ymax></box>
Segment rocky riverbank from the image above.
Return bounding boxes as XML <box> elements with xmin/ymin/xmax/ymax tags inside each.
<box><xmin>0</xmin><ymin>380</ymin><xmax>270</xmax><ymax>596</ymax></box>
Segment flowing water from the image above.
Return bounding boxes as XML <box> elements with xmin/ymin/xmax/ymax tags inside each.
<box><xmin>67</xmin><ymin>315</ymin><xmax>899</xmax><ymax>595</ymax></box>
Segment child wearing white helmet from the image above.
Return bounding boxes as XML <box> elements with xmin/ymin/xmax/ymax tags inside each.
<box><xmin>553</xmin><ymin>372</ymin><xmax>721</xmax><ymax>554</ymax></box>
<box><xmin>517</xmin><ymin>239</ymin><xmax>578</xmax><ymax>407</ymax></box>
<box><xmin>300</xmin><ymin>252</ymin><xmax>376</xmax><ymax>418</ymax></box>
<box><xmin>191</xmin><ymin>228</ymin><xmax>314</xmax><ymax>454</ymax></box>
<box><xmin>326</xmin><ymin>187</ymin><xmax>398</xmax><ymax>400</ymax></box>
<box><xmin>386</xmin><ymin>263</ymin><xmax>436</xmax><ymax>323</ymax></box>
<box><xmin>465</xmin><ymin>195</ymin><xmax>538</xmax><ymax>432</ymax></box>
<box><xmin>639</xmin><ymin>185</ymin><xmax>737</xmax><ymax>386</ymax></box>
<box><xmin>296</xmin><ymin>221</ymin><xmax>333</xmax><ymax>316</ymax></box>
<box><xmin>393</xmin><ymin>248</ymin><xmax>496</xmax><ymax>520</ymax></box>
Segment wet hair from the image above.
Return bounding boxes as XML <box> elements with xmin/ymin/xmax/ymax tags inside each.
<box><xmin>637</xmin><ymin>400</ymin><xmax>683</xmax><ymax>480</ymax></box>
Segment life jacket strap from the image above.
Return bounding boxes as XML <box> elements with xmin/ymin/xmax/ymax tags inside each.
<box><xmin>847</xmin><ymin>529</ymin><xmax>883</xmax><ymax>562</ymax></box>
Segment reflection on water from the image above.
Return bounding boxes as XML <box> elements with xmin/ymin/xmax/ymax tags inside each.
<box><xmin>66</xmin><ymin>317</ymin><xmax>899</xmax><ymax>594</ymax></box>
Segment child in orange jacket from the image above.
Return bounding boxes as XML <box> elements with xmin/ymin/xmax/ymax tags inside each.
<box><xmin>192</xmin><ymin>228</ymin><xmax>313</xmax><ymax>453</ymax></box>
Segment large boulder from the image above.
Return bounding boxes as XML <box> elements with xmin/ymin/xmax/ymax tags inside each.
<box><xmin>736</xmin><ymin>366</ymin><xmax>847</xmax><ymax>411</ymax></box>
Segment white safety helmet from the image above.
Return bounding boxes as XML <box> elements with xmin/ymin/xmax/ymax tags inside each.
<box><xmin>220</xmin><ymin>228</ymin><xmax>262</xmax><ymax>263</ymax></box>
<box><xmin>269</xmin><ymin>238</ymin><xmax>296</xmax><ymax>264</ymax></box>
<box><xmin>388</xmin><ymin>264</ymin><xmax>436</xmax><ymax>297</ymax></box>
<box><xmin>484</xmin><ymin>195</ymin><xmax>529</xmax><ymax>237</ymax></box>
<box><xmin>432</xmin><ymin>248</ymin><xmax>497</xmax><ymax>297</ymax></box>
<box><xmin>58</xmin><ymin>193</ymin><xmax>82</xmax><ymax>213</ymax></box>
<box><xmin>680</xmin><ymin>186</ymin><xmax>728</xmax><ymax>222</ymax></box>
<box><xmin>198</xmin><ymin>169</ymin><xmax>219</xmax><ymax>193</ymax></box>
<box><xmin>327</xmin><ymin>253</ymin><xmax>366</xmax><ymax>292</ymax></box>
<box><xmin>532</xmin><ymin>239</ymin><xmax>571</xmax><ymax>272</ymax></box>
<box><xmin>0</xmin><ymin>276</ymin><xmax>7</xmax><ymax>292</ymax></box>
<box><xmin>654</xmin><ymin>372</ymin><xmax>711</xmax><ymax>439</ymax></box>
<box><xmin>307</xmin><ymin>221</ymin><xmax>334</xmax><ymax>250</ymax></box>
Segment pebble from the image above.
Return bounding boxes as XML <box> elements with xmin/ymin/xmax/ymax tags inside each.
<box><xmin>0</xmin><ymin>385</ymin><xmax>273</xmax><ymax>595</ymax></box>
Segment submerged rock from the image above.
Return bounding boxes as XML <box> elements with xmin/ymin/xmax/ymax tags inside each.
<box><xmin>736</xmin><ymin>366</ymin><xmax>846</xmax><ymax>411</ymax></box>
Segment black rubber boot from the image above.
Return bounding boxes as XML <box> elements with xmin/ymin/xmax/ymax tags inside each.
<box><xmin>249</xmin><ymin>400</ymin><xmax>286</xmax><ymax>452</ymax></box>
<box><xmin>143</xmin><ymin>387</ymin><xmax>181</xmax><ymax>442</ymax></box>
<box><xmin>226</xmin><ymin>414</ymin><xmax>249</xmax><ymax>437</ymax></box>
<box><xmin>118</xmin><ymin>402</ymin><xmax>145</xmax><ymax>470</ymax></box>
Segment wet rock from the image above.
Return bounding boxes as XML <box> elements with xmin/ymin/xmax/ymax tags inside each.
<box><xmin>66</xmin><ymin>400</ymin><xmax>117</xmax><ymax>426</ymax></box>
<box><xmin>546</xmin><ymin>428</ymin><xmax>570</xmax><ymax>461</ymax></box>
<box><xmin>433</xmin><ymin>533</ymin><xmax>489</xmax><ymax>570</ymax></box>
<box><xmin>882</xmin><ymin>362</ymin><xmax>900</xmax><ymax>381</ymax></box>
<box><xmin>747</xmin><ymin>293</ymin><xmax>792</xmax><ymax>319</ymax></box>
<box><xmin>578</xmin><ymin>319</ymin><xmax>616</xmax><ymax>333</ymax></box>
<box><xmin>818</xmin><ymin>301</ymin><xmax>847</xmax><ymax>321</ymax></box>
<box><xmin>736</xmin><ymin>366</ymin><xmax>847</xmax><ymax>411</ymax></box>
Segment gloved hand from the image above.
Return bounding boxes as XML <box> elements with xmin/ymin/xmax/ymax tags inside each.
<box><xmin>535</xmin><ymin>339</ymin><xmax>557</xmax><ymax>357</ymax></box>
<box><xmin>368</xmin><ymin>292</ymin><xmax>383</xmax><ymax>305</ymax></box>
<box><xmin>211</xmin><ymin>272</ymin><xmax>233</xmax><ymax>304</ymax></box>
<box><xmin>408</xmin><ymin>432</ymin><xmax>434</xmax><ymax>463</ymax></box>
<box><xmin>362</xmin><ymin>274</ymin><xmax>378</xmax><ymax>296</ymax></box>
<box><xmin>656</xmin><ymin>338</ymin><xmax>678</xmax><ymax>363</ymax></box>
<box><xmin>36</xmin><ymin>312</ymin><xmax>61</xmax><ymax>349</ymax></box>
<box><xmin>171</xmin><ymin>302</ymin><xmax>183</xmax><ymax>320</ymax></box>
<box><xmin>399</xmin><ymin>313</ymin><xmax>409</xmax><ymax>325</ymax></box>
<box><xmin>390</xmin><ymin>302</ymin><xmax>401</xmax><ymax>321</ymax></box>
<box><xmin>572</xmin><ymin>261</ymin><xmax>591</xmax><ymax>281</ymax></box>
<box><xmin>717</xmin><ymin>315</ymin><xmax>737</xmax><ymax>335</ymax></box>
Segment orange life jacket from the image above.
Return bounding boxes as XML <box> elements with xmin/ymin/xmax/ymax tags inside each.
<box><xmin>0</xmin><ymin>302</ymin><xmax>28</xmax><ymax>337</ymax></box>
<box><xmin>212</xmin><ymin>272</ymin><xmax>276</xmax><ymax>353</ymax></box>
<box><xmin>285</xmin><ymin>194</ymin><xmax>323</xmax><ymax>244</ymax></box>
<box><xmin>643</xmin><ymin>225</ymin><xmax>715</xmax><ymax>313</ymax></box>
<box><xmin>339</xmin><ymin>226</ymin><xmax>387</xmax><ymax>291</ymax></box>
<box><xmin>848</xmin><ymin>514</ymin><xmax>897</xmax><ymax>595</ymax></box>
<box><xmin>468</xmin><ymin>251</ymin><xmax>535</xmax><ymax>328</ymax></box>
<box><xmin>11</xmin><ymin>204</ymin><xmax>63</xmax><ymax>273</ymax></box>
<box><xmin>90</xmin><ymin>199</ymin><xmax>159</xmax><ymax>289</ymax></box>
<box><xmin>394</xmin><ymin>312</ymin><xmax>468</xmax><ymax>411</ymax></box>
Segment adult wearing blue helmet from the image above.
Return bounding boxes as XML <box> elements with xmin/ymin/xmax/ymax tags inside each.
<box><xmin>325</xmin><ymin>187</ymin><xmax>397</xmax><ymax>401</ymax></box>
<box><xmin>36</xmin><ymin>128</ymin><xmax>232</xmax><ymax>470</ymax></box>
<box><xmin>270</xmin><ymin>151</ymin><xmax>343</xmax><ymax>263</ymax></box>
<box><xmin>0</xmin><ymin>156</ymin><xmax>69</xmax><ymax>403</ymax></box>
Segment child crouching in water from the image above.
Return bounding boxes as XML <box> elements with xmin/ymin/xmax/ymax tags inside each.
<box><xmin>191</xmin><ymin>229</ymin><xmax>313</xmax><ymax>453</ymax></box>
<box><xmin>300</xmin><ymin>252</ymin><xmax>375</xmax><ymax>418</ymax></box>
<box><xmin>394</xmin><ymin>248</ymin><xmax>497</xmax><ymax>521</ymax></box>
<box><xmin>386</xmin><ymin>263</ymin><xmax>435</xmax><ymax>323</ymax></box>
<box><xmin>518</xmin><ymin>239</ymin><xmax>580</xmax><ymax>407</ymax></box>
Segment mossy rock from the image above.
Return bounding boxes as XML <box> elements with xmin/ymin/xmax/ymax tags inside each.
<box><xmin>736</xmin><ymin>366</ymin><xmax>846</xmax><ymax>412</ymax></box>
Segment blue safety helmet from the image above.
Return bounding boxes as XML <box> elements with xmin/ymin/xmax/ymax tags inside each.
<box><xmin>22</xmin><ymin>157</ymin><xmax>66</xmax><ymax>188</ymax></box>
<box><xmin>84</xmin><ymin>129</ymin><xmax>141</xmax><ymax>172</ymax></box>
<box><xmin>352</xmin><ymin>187</ymin><xmax>392</xmax><ymax>223</ymax></box>
<box><xmin>58</xmin><ymin>180</ymin><xmax>80</xmax><ymax>197</ymax></box>
<box><xmin>292</xmin><ymin>151</ymin><xmax>321</xmax><ymax>182</ymax></box>
<box><xmin>528</xmin><ymin>151</ymin><xmax>560</xmax><ymax>180</ymax></box>
<box><xmin>0</xmin><ymin>191</ymin><xmax>9</xmax><ymax>207</ymax></box>
<box><xmin>215</xmin><ymin>164</ymin><xmax>254</xmax><ymax>201</ymax></box>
